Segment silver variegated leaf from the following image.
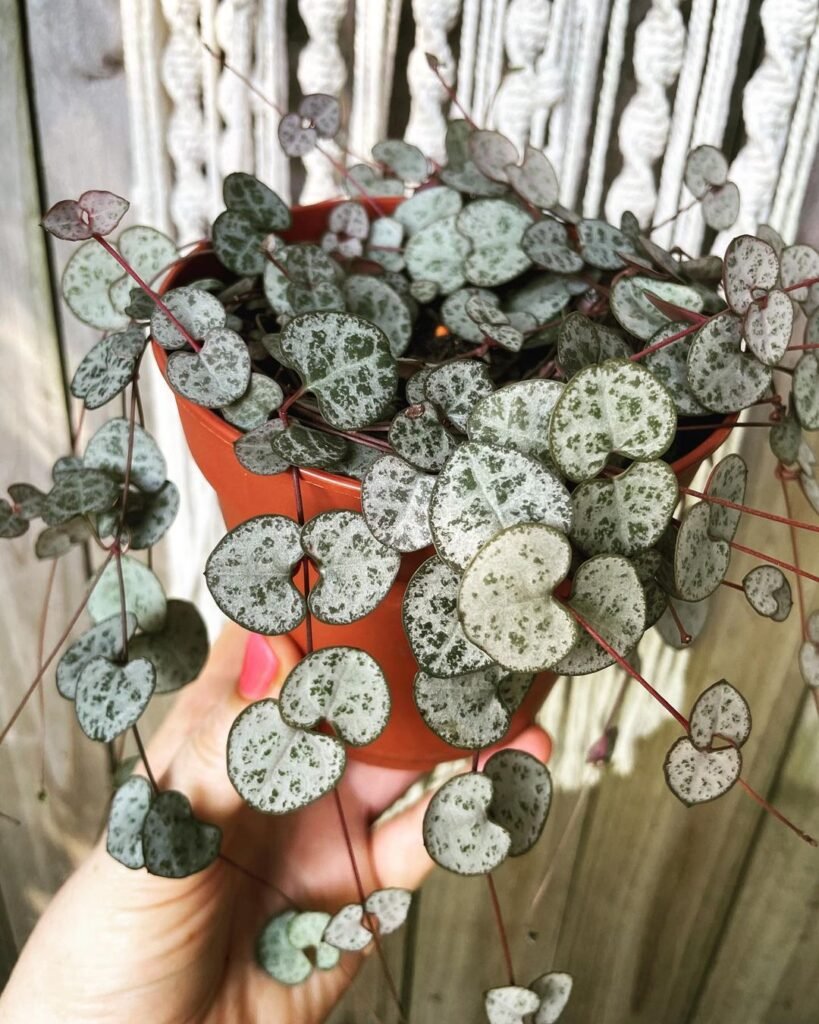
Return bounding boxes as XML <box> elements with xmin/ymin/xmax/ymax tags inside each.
<box><xmin>689</xmin><ymin>680</ymin><xmax>751</xmax><ymax>751</ymax></box>
<box><xmin>269</xmin><ymin>423</ymin><xmax>347</xmax><ymax>470</ymax></box>
<box><xmin>257</xmin><ymin>912</ymin><xmax>319</xmax><ymax>985</ymax></box>
<box><xmin>610</xmin><ymin>276</ymin><xmax>704</xmax><ymax>340</ymax></box>
<box><xmin>7</xmin><ymin>483</ymin><xmax>45</xmax><ymax>521</ymax></box>
<box><xmin>365</xmin><ymin>888</ymin><xmax>412</xmax><ymax>934</ymax></box>
<box><xmin>505</xmin><ymin>146</ymin><xmax>559</xmax><ymax>208</ymax></box>
<box><xmin>373</xmin><ymin>138</ymin><xmax>428</xmax><ymax>182</ymax></box>
<box><xmin>106</xmin><ymin>775</ymin><xmax>152</xmax><ymax>869</ymax></box>
<box><xmin>644</xmin><ymin>322</ymin><xmax>710</xmax><ymax>416</ymax></box>
<box><xmin>279</xmin><ymin>646</ymin><xmax>390</xmax><ymax>746</ymax></box>
<box><xmin>167</xmin><ymin>326</ymin><xmax>251</xmax><ymax>408</ymax></box>
<box><xmin>343</xmin><ymin>274</ymin><xmax>412</xmax><ymax>357</ymax></box>
<box><xmin>88</xmin><ymin>556</ymin><xmax>167</xmax><ymax>633</ymax></box>
<box><xmin>557</xmin><ymin>312</ymin><xmax>631</xmax><ymax>378</ymax></box>
<box><xmin>664</xmin><ymin>737</ymin><xmax>741</xmax><ymax>806</ymax></box>
<box><xmin>673</xmin><ymin>503</ymin><xmax>730</xmax><ymax>602</ymax></box>
<box><xmin>425</xmin><ymin>360</ymin><xmax>494</xmax><ymax>433</ymax></box>
<box><xmin>129</xmin><ymin>599</ymin><xmax>209</xmax><ymax>694</ymax></box>
<box><xmin>205</xmin><ymin>515</ymin><xmax>305</xmax><ymax>634</ymax></box>
<box><xmin>142</xmin><ymin>790</ymin><xmax>221</xmax><ymax>878</ymax></box>
<box><xmin>43</xmin><ymin>190</ymin><xmax>128</xmax><ymax>240</ymax></box>
<box><xmin>286</xmin><ymin>911</ymin><xmax>339</xmax><ymax>971</ymax></box>
<box><xmin>345</xmin><ymin>163</ymin><xmax>403</xmax><ymax>198</ymax></box>
<box><xmin>577</xmin><ymin>219</ymin><xmax>634</xmax><ymax>270</ymax></box>
<box><xmin>430</xmin><ymin>442</ymin><xmax>572</xmax><ymax>572</ymax></box>
<box><xmin>485</xmin><ymin>987</ymin><xmax>541</xmax><ymax>1024</ymax></box>
<box><xmin>702</xmin><ymin>182</ymin><xmax>739</xmax><ymax>230</ymax></box>
<box><xmin>227</xmin><ymin>698</ymin><xmax>345</xmax><ymax>813</ymax></box>
<box><xmin>705</xmin><ymin>453</ymin><xmax>747</xmax><ymax>542</ymax></box>
<box><xmin>467</xmin><ymin>380</ymin><xmax>563</xmax><ymax>468</ymax></box>
<box><xmin>769</xmin><ymin>412</ymin><xmax>802</xmax><ymax>465</ymax></box>
<box><xmin>743</xmin><ymin>289</ymin><xmax>793</xmax><ymax>366</ymax></box>
<box><xmin>234</xmin><ymin>420</ymin><xmax>288</xmax><ymax>476</ymax></box>
<box><xmin>684</xmin><ymin>145</ymin><xmax>728</xmax><ymax>197</ymax></box>
<box><xmin>458</xmin><ymin>199</ymin><xmax>533</xmax><ymax>287</ymax></box>
<box><xmin>484</xmin><ymin>749</ymin><xmax>552</xmax><ymax>856</ymax></box>
<box><xmin>389</xmin><ymin>402</ymin><xmax>455</xmax><ymax>473</ymax></box>
<box><xmin>394</xmin><ymin>186</ymin><xmax>463</xmax><ymax>236</ymax></box>
<box><xmin>151</xmin><ymin>286</ymin><xmax>227</xmax><ymax>351</ymax></box>
<box><xmin>531</xmin><ymin>972</ymin><xmax>573</xmax><ymax>1024</ymax></box>
<box><xmin>688</xmin><ymin>313</ymin><xmax>772</xmax><ymax>413</ymax></box>
<box><xmin>71</xmin><ymin>327</ymin><xmax>146</xmax><ymax>410</ymax></box>
<box><xmin>522</xmin><ymin>219</ymin><xmax>583</xmax><ymax>274</ymax></box>
<box><xmin>441</xmin><ymin>287</ymin><xmax>499</xmax><ymax>342</ymax></box>
<box><xmin>61</xmin><ymin>240</ymin><xmax>128</xmax><ymax>330</ymax></box>
<box><xmin>507</xmin><ymin>274</ymin><xmax>571</xmax><ymax>322</ymax></box>
<box><xmin>793</xmin><ymin>352</ymin><xmax>819</xmax><ymax>430</ymax></box>
<box><xmin>469</xmin><ymin>129</ymin><xmax>518</xmax><ymax>182</ymax></box>
<box><xmin>413</xmin><ymin>664</ymin><xmax>528</xmax><ymax>748</ymax></box>
<box><xmin>108</xmin><ymin>226</ymin><xmax>177</xmax><ymax>313</ymax></box>
<box><xmin>323</xmin><ymin>904</ymin><xmax>372</xmax><ymax>952</ymax></box>
<box><xmin>84</xmin><ymin>417</ymin><xmax>166</xmax><ymax>493</ymax></box>
<box><xmin>301</xmin><ymin>511</ymin><xmax>400</xmax><ymax>624</ymax></box>
<box><xmin>75</xmin><ymin>656</ymin><xmax>155</xmax><ymax>742</ymax></box>
<box><xmin>548</xmin><ymin>360</ymin><xmax>676</xmax><ymax>482</ymax></box>
<box><xmin>42</xmin><ymin>468</ymin><xmax>119</xmax><ymax>526</ymax></box>
<box><xmin>656</xmin><ymin>594</ymin><xmax>710</xmax><ymax>649</ymax></box>
<box><xmin>366</xmin><ymin>215</ymin><xmax>405</xmax><ymax>271</ymax></box>
<box><xmin>405</xmin><ymin>214</ymin><xmax>470</xmax><ymax>295</ymax></box>
<box><xmin>742</xmin><ymin>565</ymin><xmax>791</xmax><ymax>622</ymax></box>
<box><xmin>0</xmin><ymin>499</ymin><xmax>27</xmax><ymax>538</ymax></box>
<box><xmin>458</xmin><ymin>523</ymin><xmax>578</xmax><ymax>673</ymax></box>
<box><xmin>423</xmin><ymin>772</ymin><xmax>511</xmax><ymax>875</ymax></box>
<box><xmin>56</xmin><ymin>613</ymin><xmax>137</xmax><ymax>700</ymax></box>
<box><xmin>723</xmin><ymin>235</ymin><xmax>779</xmax><ymax>315</ymax></box>
<box><xmin>361</xmin><ymin>454</ymin><xmax>434</xmax><ymax>552</ymax></box>
<box><xmin>221</xmin><ymin>373</ymin><xmax>283</xmax><ymax>431</ymax></box>
<box><xmin>780</xmin><ymin>244</ymin><xmax>819</xmax><ymax>312</ymax></box>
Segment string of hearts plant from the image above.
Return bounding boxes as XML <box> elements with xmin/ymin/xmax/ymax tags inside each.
<box><xmin>3</xmin><ymin>69</ymin><xmax>819</xmax><ymax>1021</ymax></box>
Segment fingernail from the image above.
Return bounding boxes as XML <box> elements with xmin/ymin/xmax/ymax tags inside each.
<box><xmin>238</xmin><ymin>634</ymin><xmax>279</xmax><ymax>700</ymax></box>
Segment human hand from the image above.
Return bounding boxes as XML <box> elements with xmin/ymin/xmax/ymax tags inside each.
<box><xmin>0</xmin><ymin>624</ymin><xmax>550</xmax><ymax>1024</ymax></box>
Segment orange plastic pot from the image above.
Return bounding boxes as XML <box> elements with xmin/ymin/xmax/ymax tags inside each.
<box><xmin>153</xmin><ymin>199</ymin><xmax>733</xmax><ymax>770</ymax></box>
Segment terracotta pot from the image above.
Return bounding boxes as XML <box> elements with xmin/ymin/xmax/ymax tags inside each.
<box><xmin>152</xmin><ymin>199</ymin><xmax>733</xmax><ymax>770</ymax></box>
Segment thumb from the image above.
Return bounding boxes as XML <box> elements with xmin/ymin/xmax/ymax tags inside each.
<box><xmin>157</xmin><ymin>630</ymin><xmax>303</xmax><ymax>827</ymax></box>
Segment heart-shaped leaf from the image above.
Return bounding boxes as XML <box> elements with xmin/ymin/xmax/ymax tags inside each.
<box><xmin>779</xmin><ymin>244</ymin><xmax>819</xmax><ymax>307</ymax></box>
<box><xmin>578</xmin><ymin>219</ymin><xmax>634</xmax><ymax>270</ymax></box>
<box><xmin>299</xmin><ymin>93</ymin><xmax>340</xmax><ymax>138</ymax></box>
<box><xmin>467</xmin><ymin>380</ymin><xmax>563</xmax><ymax>468</ymax></box>
<box><xmin>469</xmin><ymin>129</ymin><xmax>518</xmax><ymax>182</ymax></box>
<box><xmin>611</xmin><ymin>277</ymin><xmax>704</xmax><ymax>340</ymax></box>
<box><xmin>403</xmin><ymin>555</ymin><xmax>492</xmax><ymax>677</ymax></box>
<box><xmin>742</xmin><ymin>565</ymin><xmax>791</xmax><ymax>622</ymax></box>
<box><xmin>278</xmin><ymin>112</ymin><xmax>316</xmax><ymax>156</ymax></box>
<box><xmin>522</xmin><ymin>219</ymin><xmax>583</xmax><ymax>274</ymax></box>
<box><xmin>151</xmin><ymin>286</ymin><xmax>226</xmax><ymax>351</ymax></box>
<box><xmin>704</xmin><ymin>453</ymin><xmax>747</xmax><ymax>542</ymax></box>
<box><xmin>268</xmin><ymin>423</ymin><xmax>347</xmax><ymax>470</ymax></box>
<box><xmin>458</xmin><ymin>199</ymin><xmax>533</xmax><ymax>287</ymax></box>
<box><xmin>425</xmin><ymin>360</ymin><xmax>494</xmax><ymax>433</ymax></box>
<box><xmin>234</xmin><ymin>420</ymin><xmax>288</xmax><ymax>476</ymax></box>
<box><xmin>440</xmin><ymin>287</ymin><xmax>499</xmax><ymax>342</ymax></box>
<box><xmin>793</xmin><ymin>352</ymin><xmax>819</xmax><ymax>430</ymax></box>
<box><xmin>430</xmin><ymin>443</ymin><xmax>572</xmax><ymax>572</ymax></box>
<box><xmin>42</xmin><ymin>468</ymin><xmax>119</xmax><ymax>526</ymax></box>
<box><xmin>75</xmin><ymin>656</ymin><xmax>155</xmax><ymax>742</ymax></box>
<box><xmin>108</xmin><ymin>227</ymin><xmax>177</xmax><ymax>313</ymax></box>
<box><xmin>414</xmin><ymin>664</ymin><xmax>528</xmax><ymax>748</ymax></box>
<box><xmin>43</xmin><ymin>190</ymin><xmax>129</xmax><ymax>239</ymax></box>
<box><xmin>684</xmin><ymin>145</ymin><xmax>728</xmax><ymax>198</ymax></box>
<box><xmin>644</xmin><ymin>322</ymin><xmax>710</xmax><ymax>416</ymax></box>
<box><xmin>205</xmin><ymin>515</ymin><xmax>305</xmax><ymax>634</ymax></box>
<box><xmin>799</xmin><ymin>618</ymin><xmax>819</xmax><ymax>688</ymax></box>
<box><xmin>129</xmin><ymin>599</ymin><xmax>209</xmax><ymax>694</ymax></box>
<box><xmin>331</xmin><ymin>440</ymin><xmax>382</xmax><ymax>481</ymax></box>
<box><xmin>549</xmin><ymin>360</ymin><xmax>677</xmax><ymax>482</ymax></box>
<box><xmin>71</xmin><ymin>327</ymin><xmax>146</xmax><ymax>410</ymax></box>
<box><xmin>423</xmin><ymin>772</ymin><xmax>511</xmax><ymax>875</ymax></box>
<box><xmin>227</xmin><ymin>698</ymin><xmax>345</xmax><ymax>813</ymax></box>
<box><xmin>213</xmin><ymin>173</ymin><xmax>290</xmax><ymax>275</ymax></box>
<box><xmin>410</xmin><ymin>279</ymin><xmax>438</xmax><ymax>303</ymax></box>
<box><xmin>689</xmin><ymin>680</ymin><xmax>751</xmax><ymax>751</ymax></box>
<box><xmin>343</xmin><ymin>274</ymin><xmax>412</xmax><ymax>357</ymax></box>
<box><xmin>702</xmin><ymin>182</ymin><xmax>740</xmax><ymax>230</ymax></box>
<box><xmin>106</xmin><ymin>775</ymin><xmax>152</xmax><ymax>869</ymax></box>
<box><xmin>555</xmin><ymin>556</ymin><xmax>646</xmax><ymax>675</ymax></box>
<box><xmin>507</xmin><ymin>274</ymin><xmax>571</xmax><ymax>322</ymax></box>
<box><xmin>632</xmin><ymin>549</ymin><xmax>670</xmax><ymax>628</ymax></box>
<box><xmin>458</xmin><ymin>523</ymin><xmax>578</xmax><ymax>672</ymax></box>
<box><xmin>571</xmin><ymin>460</ymin><xmax>678</xmax><ymax>556</ymax></box>
<box><xmin>0</xmin><ymin>499</ymin><xmax>27</xmax><ymax>538</ymax></box>
<box><xmin>56</xmin><ymin>613</ymin><xmax>137</xmax><ymax>699</ymax></box>
<box><xmin>361</xmin><ymin>455</ymin><xmax>434</xmax><ymax>552</ymax></box>
<box><xmin>673</xmin><ymin>502</ymin><xmax>730</xmax><ymax>601</ymax></box>
<box><xmin>395</xmin><ymin>186</ymin><xmax>463</xmax><ymax>236</ymax></box>
<box><xmin>61</xmin><ymin>240</ymin><xmax>127</xmax><ymax>330</ymax></box>
<box><xmin>373</xmin><ymin>138</ymin><xmax>428</xmax><ymax>182</ymax></box>
<box><xmin>464</xmin><ymin>294</ymin><xmax>524</xmax><ymax>352</ymax></box>
<box><xmin>301</xmin><ymin>511</ymin><xmax>400</xmax><ymax>624</ymax></box>
<box><xmin>52</xmin><ymin>456</ymin><xmax>84</xmax><ymax>480</ymax></box>
<box><xmin>142</xmin><ymin>790</ymin><xmax>221</xmax><ymax>878</ymax></box>
<box><xmin>389</xmin><ymin>402</ymin><xmax>455</xmax><ymax>473</ymax></box>
<box><xmin>84</xmin><ymin>418</ymin><xmax>166</xmax><ymax>493</ymax></box>
<box><xmin>279</xmin><ymin>646</ymin><xmax>390</xmax><ymax>746</ymax></box>
<box><xmin>656</xmin><ymin>594</ymin><xmax>710</xmax><ymax>648</ymax></box>
<box><xmin>557</xmin><ymin>313</ymin><xmax>632</xmax><ymax>378</ymax></box>
<box><xmin>257</xmin><ymin>912</ymin><xmax>318</xmax><ymax>984</ymax></box>
<box><xmin>769</xmin><ymin>411</ymin><xmax>802</xmax><ymax>465</ymax></box>
<box><xmin>7</xmin><ymin>483</ymin><xmax>45</xmax><ymax>521</ymax></box>
<box><xmin>405</xmin><ymin>214</ymin><xmax>470</xmax><ymax>295</ymax></box>
<box><xmin>323</xmin><ymin>904</ymin><xmax>373</xmax><ymax>952</ymax></box>
<box><xmin>505</xmin><ymin>146</ymin><xmax>559</xmax><ymax>208</ymax></box>
<box><xmin>484</xmin><ymin>749</ymin><xmax>552</xmax><ymax>855</ymax></box>
<box><xmin>366</xmin><ymin>215</ymin><xmax>405</xmax><ymax>271</ymax></box>
<box><xmin>688</xmin><ymin>313</ymin><xmax>772</xmax><ymax>413</ymax></box>
<box><xmin>89</xmin><ymin>556</ymin><xmax>167</xmax><ymax>633</ymax></box>
<box><xmin>287</xmin><ymin>911</ymin><xmax>339</xmax><ymax>971</ymax></box>
<box><xmin>223</xmin><ymin>171</ymin><xmax>290</xmax><ymax>229</ymax></box>
<box><xmin>485</xmin><ymin>986</ymin><xmax>541</xmax><ymax>1024</ymax></box>
<box><xmin>280</xmin><ymin>312</ymin><xmax>397</xmax><ymax>430</ymax></box>
<box><xmin>167</xmin><ymin>327</ymin><xmax>251</xmax><ymax>408</ymax></box>
<box><xmin>531</xmin><ymin>972</ymin><xmax>573</xmax><ymax>1024</ymax></box>
<box><xmin>364</xmin><ymin>888</ymin><xmax>412</xmax><ymax>934</ymax></box>
<box><xmin>221</xmin><ymin>373</ymin><xmax>283</xmax><ymax>431</ymax></box>
<box><xmin>664</xmin><ymin>737</ymin><xmax>741</xmax><ymax>806</ymax></box>
<box><xmin>723</xmin><ymin>235</ymin><xmax>779</xmax><ymax>315</ymax></box>
<box><xmin>441</xmin><ymin>121</ymin><xmax>506</xmax><ymax>197</ymax></box>
<box><xmin>346</xmin><ymin>163</ymin><xmax>404</xmax><ymax>198</ymax></box>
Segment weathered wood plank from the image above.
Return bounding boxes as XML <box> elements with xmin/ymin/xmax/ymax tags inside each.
<box><xmin>0</xmin><ymin>0</ymin><xmax>107</xmax><ymax>949</ymax></box>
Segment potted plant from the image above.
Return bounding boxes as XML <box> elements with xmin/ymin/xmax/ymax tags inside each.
<box><xmin>3</xmin><ymin>77</ymin><xmax>818</xmax><ymax>1020</ymax></box>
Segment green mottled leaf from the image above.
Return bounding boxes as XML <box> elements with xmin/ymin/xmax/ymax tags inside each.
<box><xmin>403</xmin><ymin>555</ymin><xmax>492</xmax><ymax>677</ymax></box>
<box><xmin>224</xmin><ymin>171</ymin><xmax>291</xmax><ymax>229</ymax></box>
<box><xmin>142</xmin><ymin>790</ymin><xmax>221</xmax><ymax>878</ymax></box>
<box><xmin>632</xmin><ymin>549</ymin><xmax>669</xmax><ymax>627</ymax></box>
<box><xmin>279</xmin><ymin>646</ymin><xmax>390</xmax><ymax>746</ymax></box>
<box><xmin>458</xmin><ymin>523</ymin><xmax>578</xmax><ymax>673</ymax></box>
<box><xmin>62</xmin><ymin>240</ymin><xmax>128</xmax><ymax>330</ymax></box>
<box><xmin>430</xmin><ymin>442</ymin><xmax>572</xmax><ymax>572</ymax></box>
<box><xmin>221</xmin><ymin>373</ymin><xmax>283</xmax><ymax>431</ymax></box>
<box><xmin>484</xmin><ymin>749</ymin><xmax>552</xmax><ymax>855</ymax></box>
<box><xmin>108</xmin><ymin>227</ymin><xmax>177</xmax><ymax>313</ymax></box>
<box><xmin>610</xmin><ymin>276</ymin><xmax>704</xmax><ymax>340</ymax></box>
<box><xmin>106</xmin><ymin>775</ymin><xmax>152</xmax><ymax>869</ymax></box>
<box><xmin>287</xmin><ymin>911</ymin><xmax>339</xmax><ymax>971</ymax></box>
<box><xmin>522</xmin><ymin>218</ymin><xmax>582</xmax><ymax>274</ymax></box>
<box><xmin>75</xmin><ymin>656</ymin><xmax>155</xmax><ymax>742</ymax></box>
<box><xmin>234</xmin><ymin>420</ymin><xmax>288</xmax><ymax>475</ymax></box>
<box><xmin>723</xmin><ymin>235</ymin><xmax>779</xmax><ymax>315</ymax></box>
<box><xmin>441</xmin><ymin>287</ymin><xmax>499</xmax><ymax>343</ymax></box>
<box><xmin>343</xmin><ymin>274</ymin><xmax>412</xmax><ymax>357</ymax></box>
<box><xmin>361</xmin><ymin>455</ymin><xmax>434</xmax><ymax>552</ymax></box>
<box><xmin>43</xmin><ymin>468</ymin><xmax>119</xmax><ymax>526</ymax></box>
<box><xmin>425</xmin><ymin>360</ymin><xmax>494</xmax><ymax>432</ymax></box>
<box><xmin>167</xmin><ymin>326</ymin><xmax>251</xmax><ymax>408</ymax></box>
<box><xmin>423</xmin><ymin>772</ymin><xmax>510</xmax><ymax>875</ymax></box>
<box><xmin>257</xmin><ymin>912</ymin><xmax>315</xmax><ymax>985</ymax></box>
<box><xmin>151</xmin><ymin>286</ymin><xmax>226</xmax><ymax>351</ymax></box>
<box><xmin>227</xmin><ymin>698</ymin><xmax>345</xmax><ymax>813</ymax></box>
<box><xmin>704</xmin><ymin>454</ymin><xmax>747</xmax><ymax>542</ymax></box>
<box><xmin>549</xmin><ymin>360</ymin><xmax>676</xmax><ymax>482</ymax></box>
<box><xmin>688</xmin><ymin>313</ymin><xmax>772</xmax><ymax>413</ymax></box>
<box><xmin>577</xmin><ymin>219</ymin><xmax>634</xmax><ymax>270</ymax></box>
<box><xmin>507</xmin><ymin>274</ymin><xmax>571</xmax><ymax>322</ymax></box>
<box><xmin>555</xmin><ymin>556</ymin><xmax>646</xmax><ymax>675</ymax></box>
<box><xmin>280</xmin><ymin>312</ymin><xmax>397</xmax><ymax>430</ymax></box>
<box><xmin>557</xmin><ymin>312</ymin><xmax>631</xmax><ymax>378</ymax></box>
<box><xmin>458</xmin><ymin>199</ymin><xmax>533</xmax><ymax>287</ymax></box>
<box><xmin>7</xmin><ymin>483</ymin><xmax>46</xmax><ymax>521</ymax></box>
<box><xmin>372</xmin><ymin>139</ymin><xmax>428</xmax><ymax>182</ymax></box>
<box><xmin>0</xmin><ymin>499</ymin><xmax>27</xmax><ymax>538</ymax></box>
<box><xmin>205</xmin><ymin>515</ymin><xmax>304</xmax><ymax>634</ymax></box>
<box><xmin>405</xmin><ymin>214</ymin><xmax>470</xmax><ymax>295</ymax></box>
<box><xmin>770</xmin><ymin>411</ymin><xmax>802</xmax><ymax>464</ymax></box>
<box><xmin>270</xmin><ymin>423</ymin><xmax>347</xmax><ymax>470</ymax></box>
<box><xmin>414</xmin><ymin>664</ymin><xmax>528</xmax><ymax>748</ymax></box>
<box><xmin>301</xmin><ymin>511</ymin><xmax>400</xmax><ymax>624</ymax></box>
<box><xmin>644</xmin><ymin>322</ymin><xmax>710</xmax><ymax>416</ymax></box>
<box><xmin>56</xmin><ymin>613</ymin><xmax>136</xmax><ymax>700</ymax></box>
<box><xmin>664</xmin><ymin>737</ymin><xmax>741</xmax><ymax>806</ymax></box>
<box><xmin>53</xmin><ymin>456</ymin><xmax>84</xmax><ymax>481</ymax></box>
<box><xmin>129</xmin><ymin>599</ymin><xmax>209</xmax><ymax>694</ymax></box>
<box><xmin>389</xmin><ymin>402</ymin><xmax>454</xmax><ymax>473</ymax></box>
<box><xmin>71</xmin><ymin>327</ymin><xmax>146</xmax><ymax>410</ymax></box>
<box><xmin>394</xmin><ymin>187</ymin><xmax>462</xmax><ymax>236</ymax></box>
<box><xmin>793</xmin><ymin>352</ymin><xmax>819</xmax><ymax>430</ymax></box>
<box><xmin>674</xmin><ymin>502</ymin><xmax>730</xmax><ymax>601</ymax></box>
<box><xmin>469</xmin><ymin>129</ymin><xmax>518</xmax><ymax>182</ymax></box>
<box><xmin>742</xmin><ymin>565</ymin><xmax>791</xmax><ymax>622</ymax></box>
<box><xmin>84</xmin><ymin>418</ymin><xmax>166</xmax><ymax>493</ymax></box>
<box><xmin>467</xmin><ymin>380</ymin><xmax>563</xmax><ymax>468</ymax></box>
<box><xmin>89</xmin><ymin>556</ymin><xmax>167</xmax><ymax>633</ymax></box>
<box><xmin>570</xmin><ymin>460</ymin><xmax>678</xmax><ymax>556</ymax></box>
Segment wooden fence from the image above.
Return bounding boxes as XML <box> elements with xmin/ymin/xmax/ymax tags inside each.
<box><xmin>1</xmin><ymin>1</ymin><xmax>818</xmax><ymax>1020</ymax></box>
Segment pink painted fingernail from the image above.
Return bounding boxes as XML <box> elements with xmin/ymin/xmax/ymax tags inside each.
<box><xmin>238</xmin><ymin>634</ymin><xmax>279</xmax><ymax>700</ymax></box>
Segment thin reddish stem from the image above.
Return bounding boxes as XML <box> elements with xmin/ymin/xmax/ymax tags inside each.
<box><xmin>427</xmin><ymin>56</ymin><xmax>477</xmax><ymax>128</ymax></box>
<box><xmin>668</xmin><ymin>602</ymin><xmax>692</xmax><ymax>645</ymax></box>
<box><xmin>737</xmin><ymin>778</ymin><xmax>817</xmax><ymax>846</ymax></box>
<box><xmin>675</xmin><ymin>422</ymin><xmax>771</xmax><ymax>431</ymax></box>
<box><xmin>729</xmin><ymin>540</ymin><xmax>819</xmax><ymax>585</ymax></box>
<box><xmin>681</xmin><ymin>486</ymin><xmax>819</xmax><ymax>535</ymax></box>
<box><xmin>36</xmin><ymin>560</ymin><xmax>58</xmax><ymax>795</ymax></box>
<box><xmin>315</xmin><ymin>143</ymin><xmax>389</xmax><ymax>221</ymax></box>
<box><xmin>782</xmin><ymin>274</ymin><xmax>819</xmax><ymax>294</ymax></box>
<box><xmin>486</xmin><ymin>873</ymin><xmax>516</xmax><ymax>986</ymax></box>
<box><xmin>778</xmin><ymin>473</ymin><xmax>808</xmax><ymax>642</ymax></box>
<box><xmin>630</xmin><ymin>321</ymin><xmax>700</xmax><ymax>361</ymax></box>
<box><xmin>201</xmin><ymin>42</ymin><xmax>285</xmax><ymax>115</ymax></box>
<box><xmin>649</xmin><ymin>196</ymin><xmax>699</xmax><ymax>233</ymax></box>
<box><xmin>93</xmin><ymin>235</ymin><xmax>201</xmax><ymax>352</ymax></box>
<box><xmin>720</xmin><ymin>579</ymin><xmax>745</xmax><ymax>592</ymax></box>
